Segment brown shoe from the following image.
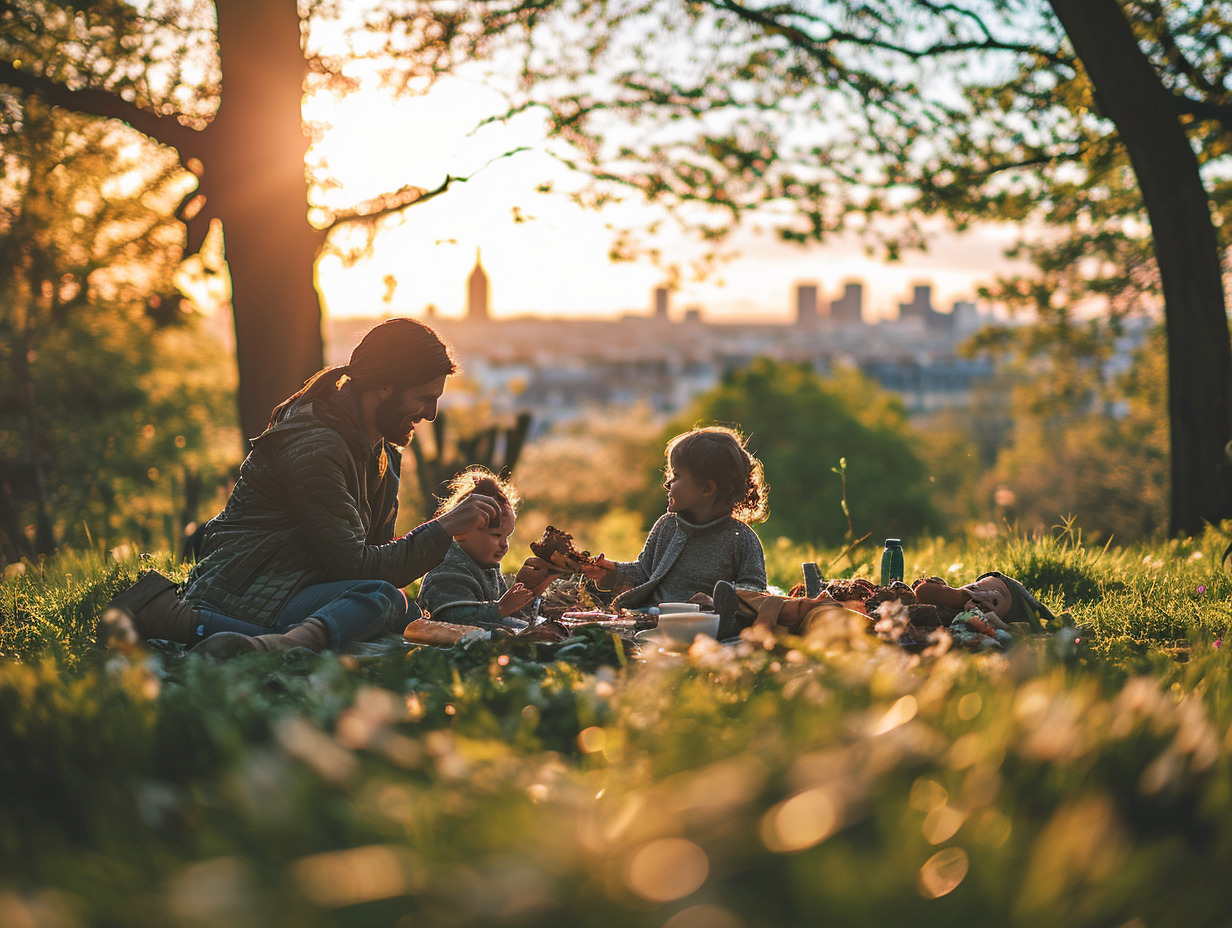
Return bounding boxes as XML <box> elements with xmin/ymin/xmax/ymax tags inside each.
<box><xmin>191</xmin><ymin>617</ymin><xmax>330</xmax><ymax>659</ymax></box>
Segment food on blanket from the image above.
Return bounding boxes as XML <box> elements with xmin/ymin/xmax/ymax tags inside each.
<box><xmin>561</xmin><ymin>610</ymin><xmax>619</xmax><ymax>622</ymax></box>
<box><xmin>561</xmin><ymin>609</ymin><xmax>657</xmax><ymax>633</ymax></box>
<box><xmin>516</xmin><ymin>620</ymin><xmax>571</xmax><ymax>643</ymax></box>
<box><xmin>534</xmin><ymin>575</ymin><xmax>600</xmax><ymax>622</ymax></box>
<box><xmin>529</xmin><ymin>525</ymin><xmax>600</xmax><ymax>572</ymax></box>
<box><xmin>403</xmin><ymin>617</ymin><xmax>476</xmax><ymax>647</ymax></box>
<box><xmin>764</xmin><ymin>567</ymin><xmax>1063</xmax><ymax>653</ymax></box>
<box><xmin>865</xmin><ymin>580</ymin><xmax>916</xmax><ymax>613</ymax></box>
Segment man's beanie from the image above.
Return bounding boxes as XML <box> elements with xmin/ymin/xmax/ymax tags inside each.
<box><xmin>346</xmin><ymin>318</ymin><xmax>456</xmax><ymax>390</ymax></box>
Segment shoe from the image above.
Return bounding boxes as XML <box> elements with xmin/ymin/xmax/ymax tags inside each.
<box><xmin>190</xmin><ymin>631</ymin><xmax>263</xmax><ymax>659</ymax></box>
<box><xmin>713</xmin><ymin>581</ymin><xmax>739</xmax><ymax>639</ymax></box>
<box><xmin>190</xmin><ymin>617</ymin><xmax>330</xmax><ymax>659</ymax></box>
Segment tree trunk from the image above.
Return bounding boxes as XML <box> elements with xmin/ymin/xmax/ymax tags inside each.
<box><xmin>206</xmin><ymin>0</ymin><xmax>325</xmax><ymax>441</ymax></box>
<box><xmin>9</xmin><ymin>322</ymin><xmax>57</xmax><ymax>555</ymax></box>
<box><xmin>0</xmin><ymin>459</ymin><xmax>32</xmax><ymax>564</ymax></box>
<box><xmin>1049</xmin><ymin>0</ymin><xmax>1232</xmax><ymax>536</ymax></box>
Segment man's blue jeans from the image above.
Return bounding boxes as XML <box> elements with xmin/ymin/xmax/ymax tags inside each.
<box><xmin>193</xmin><ymin>579</ymin><xmax>411</xmax><ymax>649</ymax></box>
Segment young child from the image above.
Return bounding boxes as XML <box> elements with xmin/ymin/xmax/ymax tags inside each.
<box><xmin>582</xmin><ymin>426</ymin><xmax>769</xmax><ymax>616</ymax></box>
<box><xmin>416</xmin><ymin>468</ymin><xmax>555</xmax><ymax>630</ymax></box>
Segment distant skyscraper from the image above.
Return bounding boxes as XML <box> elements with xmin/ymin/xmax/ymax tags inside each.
<box><xmin>795</xmin><ymin>283</ymin><xmax>819</xmax><ymax>326</ymax></box>
<box><xmin>898</xmin><ymin>284</ymin><xmax>933</xmax><ymax>322</ymax></box>
<box><xmin>830</xmin><ymin>281</ymin><xmax>864</xmax><ymax>325</ymax></box>
<box><xmin>951</xmin><ymin>299</ymin><xmax>979</xmax><ymax>331</ymax></box>
<box><xmin>653</xmin><ymin>286</ymin><xmax>670</xmax><ymax>320</ymax></box>
<box><xmin>897</xmin><ymin>284</ymin><xmax>953</xmax><ymax>331</ymax></box>
<box><xmin>467</xmin><ymin>249</ymin><xmax>490</xmax><ymax>321</ymax></box>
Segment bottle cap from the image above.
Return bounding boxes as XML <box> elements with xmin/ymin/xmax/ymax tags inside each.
<box><xmin>885</xmin><ymin>538</ymin><xmax>901</xmax><ymax>546</ymax></box>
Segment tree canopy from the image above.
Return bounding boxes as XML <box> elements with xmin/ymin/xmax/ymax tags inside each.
<box><xmin>414</xmin><ymin>0</ymin><xmax>1232</xmax><ymax>536</ymax></box>
<box><xmin>0</xmin><ymin>102</ymin><xmax>238</xmax><ymax>560</ymax></box>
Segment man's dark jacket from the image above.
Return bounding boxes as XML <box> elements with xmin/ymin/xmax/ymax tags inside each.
<box><xmin>183</xmin><ymin>384</ymin><xmax>450</xmax><ymax>626</ymax></box>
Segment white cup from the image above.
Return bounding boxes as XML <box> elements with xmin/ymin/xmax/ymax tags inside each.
<box><xmin>652</xmin><ymin>611</ymin><xmax>720</xmax><ymax>647</ymax></box>
<box><xmin>657</xmin><ymin>602</ymin><xmax>701</xmax><ymax>614</ymax></box>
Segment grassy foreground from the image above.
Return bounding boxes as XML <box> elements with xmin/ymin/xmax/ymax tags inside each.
<box><xmin>3</xmin><ymin>528</ymin><xmax>1232</xmax><ymax>927</ymax></box>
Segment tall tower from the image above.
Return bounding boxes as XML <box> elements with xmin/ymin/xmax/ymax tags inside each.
<box><xmin>467</xmin><ymin>248</ymin><xmax>490</xmax><ymax>322</ymax></box>
<box><xmin>795</xmin><ymin>283</ymin><xmax>819</xmax><ymax>326</ymax></box>
<box><xmin>653</xmin><ymin>285</ymin><xmax>670</xmax><ymax>320</ymax></box>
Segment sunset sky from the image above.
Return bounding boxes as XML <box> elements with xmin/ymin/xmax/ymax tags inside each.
<box><xmin>310</xmin><ymin>76</ymin><xmax>1029</xmax><ymax>324</ymax></box>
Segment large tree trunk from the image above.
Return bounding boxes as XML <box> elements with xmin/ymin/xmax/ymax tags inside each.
<box><xmin>1049</xmin><ymin>0</ymin><xmax>1232</xmax><ymax>536</ymax></box>
<box><xmin>205</xmin><ymin>0</ymin><xmax>325</xmax><ymax>441</ymax></box>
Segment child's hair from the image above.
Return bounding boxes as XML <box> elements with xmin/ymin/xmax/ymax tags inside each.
<box><xmin>665</xmin><ymin>425</ymin><xmax>769</xmax><ymax>523</ymax></box>
<box><xmin>434</xmin><ymin>466</ymin><xmax>520</xmax><ymax>520</ymax></box>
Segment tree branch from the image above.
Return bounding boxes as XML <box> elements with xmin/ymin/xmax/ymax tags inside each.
<box><xmin>0</xmin><ymin>61</ymin><xmax>206</xmax><ymax>157</ymax></box>
<box><xmin>319</xmin><ymin>146</ymin><xmax>532</xmax><ymax>232</ymax></box>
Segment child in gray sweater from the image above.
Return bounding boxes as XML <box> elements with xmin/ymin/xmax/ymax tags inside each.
<box><xmin>582</xmin><ymin>426</ymin><xmax>769</xmax><ymax>610</ymax></box>
<box><xmin>417</xmin><ymin>468</ymin><xmax>554</xmax><ymax>630</ymax></box>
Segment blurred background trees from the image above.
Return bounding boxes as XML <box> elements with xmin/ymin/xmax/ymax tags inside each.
<box><xmin>650</xmin><ymin>359</ymin><xmax>943</xmax><ymax>546</ymax></box>
<box><xmin>1</xmin><ymin>0</ymin><xmax>322</xmax><ymax>441</ymax></box>
<box><xmin>0</xmin><ymin>102</ymin><xmax>238</xmax><ymax>563</ymax></box>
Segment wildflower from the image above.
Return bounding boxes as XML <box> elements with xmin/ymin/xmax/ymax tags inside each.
<box><xmin>1198</xmin><ymin>585</ymin><xmax>1207</xmax><ymax>594</ymax></box>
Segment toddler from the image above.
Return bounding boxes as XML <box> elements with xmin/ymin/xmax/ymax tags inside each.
<box><xmin>583</xmin><ymin>426</ymin><xmax>769</xmax><ymax>615</ymax></box>
<box><xmin>417</xmin><ymin>468</ymin><xmax>555</xmax><ymax>630</ymax></box>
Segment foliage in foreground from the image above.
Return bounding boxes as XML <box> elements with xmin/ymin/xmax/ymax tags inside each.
<box><xmin>3</xmin><ymin>528</ymin><xmax>1232</xmax><ymax>926</ymax></box>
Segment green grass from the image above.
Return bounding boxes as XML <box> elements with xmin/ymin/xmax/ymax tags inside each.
<box><xmin>4</xmin><ymin>527</ymin><xmax>1232</xmax><ymax>926</ymax></box>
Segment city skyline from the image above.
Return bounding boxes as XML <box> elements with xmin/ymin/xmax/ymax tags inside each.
<box><xmin>317</xmin><ymin>219</ymin><xmax>1022</xmax><ymax>325</ymax></box>
<box><xmin>311</xmin><ymin>75</ymin><xmax>1029</xmax><ymax>325</ymax></box>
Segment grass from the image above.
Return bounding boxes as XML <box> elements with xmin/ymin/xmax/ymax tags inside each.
<box><xmin>3</xmin><ymin>525</ymin><xmax>1232</xmax><ymax>926</ymax></box>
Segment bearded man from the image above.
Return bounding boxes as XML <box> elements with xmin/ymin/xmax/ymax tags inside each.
<box><xmin>105</xmin><ymin>317</ymin><xmax>549</xmax><ymax>655</ymax></box>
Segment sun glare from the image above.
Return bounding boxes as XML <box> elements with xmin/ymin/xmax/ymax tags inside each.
<box><xmin>306</xmin><ymin>77</ymin><xmax>1027</xmax><ymax>323</ymax></box>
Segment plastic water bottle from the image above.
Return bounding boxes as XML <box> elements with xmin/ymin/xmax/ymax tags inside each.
<box><xmin>880</xmin><ymin>538</ymin><xmax>904</xmax><ymax>586</ymax></box>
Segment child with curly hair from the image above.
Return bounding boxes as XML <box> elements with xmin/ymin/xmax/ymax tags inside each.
<box><xmin>583</xmin><ymin>426</ymin><xmax>769</xmax><ymax>625</ymax></box>
<box><xmin>417</xmin><ymin>467</ymin><xmax>556</xmax><ymax>631</ymax></box>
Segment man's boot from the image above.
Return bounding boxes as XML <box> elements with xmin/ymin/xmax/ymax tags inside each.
<box><xmin>191</xmin><ymin>617</ymin><xmax>331</xmax><ymax>659</ymax></box>
<box><xmin>99</xmin><ymin>570</ymin><xmax>199</xmax><ymax>648</ymax></box>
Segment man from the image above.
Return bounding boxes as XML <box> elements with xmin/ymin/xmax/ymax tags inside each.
<box><xmin>104</xmin><ymin>317</ymin><xmax>553</xmax><ymax>655</ymax></box>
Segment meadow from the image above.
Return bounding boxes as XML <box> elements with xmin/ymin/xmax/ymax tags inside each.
<box><xmin>3</xmin><ymin>527</ymin><xmax>1232</xmax><ymax>928</ymax></box>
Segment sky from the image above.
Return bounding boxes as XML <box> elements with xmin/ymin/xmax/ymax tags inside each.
<box><xmin>309</xmin><ymin>76</ymin><xmax>1030</xmax><ymax>325</ymax></box>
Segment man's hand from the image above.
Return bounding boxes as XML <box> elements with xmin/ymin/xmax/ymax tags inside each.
<box><xmin>513</xmin><ymin>557</ymin><xmax>557</xmax><ymax>596</ymax></box>
<box><xmin>580</xmin><ymin>554</ymin><xmax>617</xmax><ymax>582</ymax></box>
<box><xmin>434</xmin><ymin>493</ymin><xmax>503</xmax><ymax>536</ymax></box>
<box><xmin>499</xmin><ymin>582</ymin><xmax>535</xmax><ymax>617</ymax></box>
